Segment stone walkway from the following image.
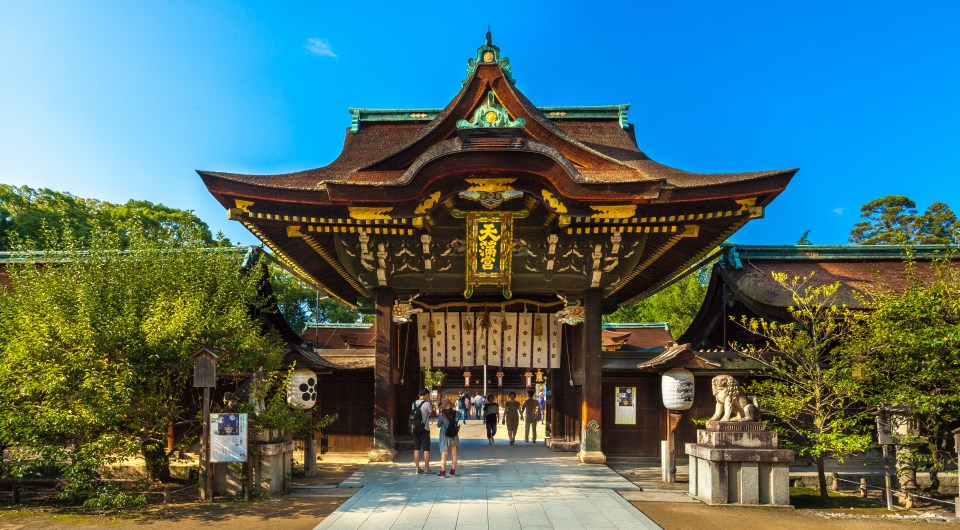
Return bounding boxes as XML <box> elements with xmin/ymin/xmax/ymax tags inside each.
<box><xmin>313</xmin><ymin>422</ymin><xmax>660</xmax><ymax>529</ymax></box>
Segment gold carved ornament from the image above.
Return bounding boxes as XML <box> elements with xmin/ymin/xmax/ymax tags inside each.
<box><xmin>459</xmin><ymin>211</ymin><xmax>527</xmax><ymax>299</ymax></box>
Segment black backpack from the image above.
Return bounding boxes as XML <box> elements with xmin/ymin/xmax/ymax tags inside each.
<box><xmin>444</xmin><ymin>416</ymin><xmax>460</xmax><ymax>438</ymax></box>
<box><xmin>409</xmin><ymin>401</ymin><xmax>427</xmax><ymax>435</ymax></box>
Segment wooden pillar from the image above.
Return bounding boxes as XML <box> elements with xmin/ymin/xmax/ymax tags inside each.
<box><xmin>368</xmin><ymin>287</ymin><xmax>397</xmax><ymax>462</ymax></box>
<box><xmin>550</xmin><ymin>368</ymin><xmax>564</xmax><ymax>442</ymax></box>
<box><xmin>578</xmin><ymin>288</ymin><xmax>606</xmax><ymax>464</ymax></box>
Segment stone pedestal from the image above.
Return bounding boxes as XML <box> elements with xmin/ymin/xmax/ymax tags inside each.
<box><xmin>578</xmin><ymin>420</ymin><xmax>606</xmax><ymax>464</ymax></box>
<box><xmin>253</xmin><ymin>440</ymin><xmax>294</xmax><ymax>495</ymax></box>
<box><xmin>685</xmin><ymin>421</ymin><xmax>793</xmax><ymax>506</ymax></box>
<box><xmin>368</xmin><ymin>416</ymin><xmax>397</xmax><ymax>462</ymax></box>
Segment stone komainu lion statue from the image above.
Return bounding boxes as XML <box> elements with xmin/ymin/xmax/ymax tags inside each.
<box><xmin>709</xmin><ymin>374</ymin><xmax>758</xmax><ymax>422</ymax></box>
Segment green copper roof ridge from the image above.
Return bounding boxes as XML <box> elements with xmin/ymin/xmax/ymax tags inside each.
<box><xmin>348</xmin><ymin>105</ymin><xmax>632</xmax><ymax>133</ymax></box>
<box><xmin>351</xmin><ymin>105</ymin><xmax>630</xmax><ymax>113</ymax></box>
<box><xmin>302</xmin><ymin>322</ymin><xmax>372</xmax><ymax>329</ymax></box>
<box><xmin>724</xmin><ymin>243</ymin><xmax>958</xmax><ymax>269</ymax></box>
<box><xmin>602</xmin><ymin>322</ymin><xmax>670</xmax><ymax>329</ymax></box>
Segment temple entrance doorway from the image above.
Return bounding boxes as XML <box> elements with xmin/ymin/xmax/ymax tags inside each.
<box><xmin>428</xmin><ymin>367</ymin><xmax>549</xmax><ymax>444</ymax></box>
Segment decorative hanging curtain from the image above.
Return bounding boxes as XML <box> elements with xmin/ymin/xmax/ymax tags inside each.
<box><xmin>417</xmin><ymin>312</ymin><xmax>560</xmax><ymax>369</ymax></box>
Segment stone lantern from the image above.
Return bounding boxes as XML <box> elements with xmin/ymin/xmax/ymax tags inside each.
<box><xmin>875</xmin><ymin>405</ymin><xmax>920</xmax><ymax>509</ymax></box>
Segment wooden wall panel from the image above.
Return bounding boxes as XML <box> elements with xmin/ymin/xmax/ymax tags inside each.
<box><xmin>318</xmin><ymin>371</ymin><xmax>374</xmax><ymax>453</ymax></box>
<box><xmin>601</xmin><ymin>376</ymin><xmax>660</xmax><ymax>457</ymax></box>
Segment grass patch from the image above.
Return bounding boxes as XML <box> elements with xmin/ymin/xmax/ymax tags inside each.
<box><xmin>790</xmin><ymin>487</ymin><xmax>883</xmax><ymax>510</ymax></box>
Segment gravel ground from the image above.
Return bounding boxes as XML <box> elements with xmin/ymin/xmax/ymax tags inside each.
<box><xmin>633</xmin><ymin>502</ymin><xmax>960</xmax><ymax>529</ymax></box>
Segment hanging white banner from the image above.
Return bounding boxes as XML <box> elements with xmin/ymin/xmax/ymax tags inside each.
<box><xmin>415</xmin><ymin>312</ymin><xmax>559</xmax><ymax>368</ymax></box>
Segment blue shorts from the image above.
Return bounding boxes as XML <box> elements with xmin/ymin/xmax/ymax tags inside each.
<box><xmin>413</xmin><ymin>430</ymin><xmax>431</xmax><ymax>451</ymax></box>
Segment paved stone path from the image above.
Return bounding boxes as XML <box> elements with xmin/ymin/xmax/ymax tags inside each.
<box><xmin>313</xmin><ymin>422</ymin><xmax>660</xmax><ymax>529</ymax></box>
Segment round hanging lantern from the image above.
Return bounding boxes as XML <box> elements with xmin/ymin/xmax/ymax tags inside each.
<box><xmin>661</xmin><ymin>368</ymin><xmax>695</xmax><ymax>411</ymax></box>
<box><xmin>287</xmin><ymin>368</ymin><xmax>318</xmax><ymax>409</ymax></box>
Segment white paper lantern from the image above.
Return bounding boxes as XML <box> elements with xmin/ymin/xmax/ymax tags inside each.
<box><xmin>287</xmin><ymin>368</ymin><xmax>318</xmax><ymax>409</ymax></box>
<box><xmin>661</xmin><ymin>368</ymin><xmax>695</xmax><ymax>411</ymax></box>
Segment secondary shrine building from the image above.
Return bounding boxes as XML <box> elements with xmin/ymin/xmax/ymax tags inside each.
<box><xmin>199</xmin><ymin>34</ymin><xmax>795</xmax><ymax>463</ymax></box>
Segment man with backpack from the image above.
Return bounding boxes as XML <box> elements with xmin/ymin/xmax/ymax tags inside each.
<box><xmin>409</xmin><ymin>388</ymin><xmax>433</xmax><ymax>474</ymax></box>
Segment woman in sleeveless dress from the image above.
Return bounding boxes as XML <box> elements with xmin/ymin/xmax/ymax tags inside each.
<box><xmin>502</xmin><ymin>391</ymin><xmax>521</xmax><ymax>445</ymax></box>
<box><xmin>435</xmin><ymin>398</ymin><xmax>459</xmax><ymax>477</ymax></box>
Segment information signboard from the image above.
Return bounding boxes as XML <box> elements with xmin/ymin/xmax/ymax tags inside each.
<box><xmin>615</xmin><ymin>386</ymin><xmax>637</xmax><ymax>425</ymax></box>
<box><xmin>210</xmin><ymin>412</ymin><xmax>247</xmax><ymax>463</ymax></box>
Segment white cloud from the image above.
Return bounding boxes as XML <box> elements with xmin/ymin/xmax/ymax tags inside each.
<box><xmin>832</xmin><ymin>207</ymin><xmax>844</xmax><ymax>215</ymax></box>
<box><xmin>305</xmin><ymin>38</ymin><xmax>338</xmax><ymax>59</ymax></box>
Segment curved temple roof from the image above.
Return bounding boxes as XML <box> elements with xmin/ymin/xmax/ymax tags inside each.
<box><xmin>198</xmin><ymin>35</ymin><xmax>796</xmax><ymax>309</ymax></box>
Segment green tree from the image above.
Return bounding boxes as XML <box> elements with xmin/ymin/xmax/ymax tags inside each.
<box><xmin>605</xmin><ymin>258</ymin><xmax>712</xmax><ymax>337</ymax></box>
<box><xmin>733</xmin><ymin>273</ymin><xmax>873</xmax><ymax>499</ymax></box>
<box><xmin>850</xmin><ymin>195</ymin><xmax>918</xmax><ymax>245</ymax></box>
<box><xmin>0</xmin><ymin>184</ymin><xmax>223</xmax><ymax>250</ymax></box>
<box><xmin>850</xmin><ymin>196</ymin><xmax>959</xmax><ymax>245</ymax></box>
<box><xmin>915</xmin><ymin>202</ymin><xmax>959</xmax><ymax>245</ymax></box>
<box><xmin>270</xmin><ymin>267</ymin><xmax>367</xmax><ymax>332</ymax></box>
<box><xmin>0</xmin><ymin>228</ymin><xmax>284</xmax><ymax>496</ymax></box>
<box><xmin>848</xmin><ymin>249</ymin><xmax>960</xmax><ymax>491</ymax></box>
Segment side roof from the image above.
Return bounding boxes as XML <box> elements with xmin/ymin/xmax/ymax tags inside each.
<box><xmin>679</xmin><ymin>244</ymin><xmax>960</xmax><ymax>349</ymax></box>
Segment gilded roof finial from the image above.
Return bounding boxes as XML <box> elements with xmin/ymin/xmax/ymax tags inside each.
<box><xmin>464</xmin><ymin>26</ymin><xmax>515</xmax><ymax>85</ymax></box>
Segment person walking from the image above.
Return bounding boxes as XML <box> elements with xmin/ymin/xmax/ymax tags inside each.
<box><xmin>411</xmin><ymin>388</ymin><xmax>433</xmax><ymax>474</ymax></box>
<box><xmin>455</xmin><ymin>392</ymin><xmax>467</xmax><ymax>425</ymax></box>
<box><xmin>537</xmin><ymin>392</ymin><xmax>546</xmax><ymax>424</ymax></box>
<box><xmin>502</xmin><ymin>391</ymin><xmax>521</xmax><ymax>445</ymax></box>
<box><xmin>483</xmin><ymin>394</ymin><xmax>499</xmax><ymax>444</ymax></box>
<box><xmin>474</xmin><ymin>392</ymin><xmax>486</xmax><ymax>420</ymax></box>
<box><xmin>520</xmin><ymin>390</ymin><xmax>541</xmax><ymax>443</ymax></box>
<box><xmin>435</xmin><ymin>398</ymin><xmax>460</xmax><ymax>477</ymax></box>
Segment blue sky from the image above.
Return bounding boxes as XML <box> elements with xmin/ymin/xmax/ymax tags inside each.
<box><xmin>2</xmin><ymin>1</ymin><xmax>958</xmax><ymax>246</ymax></box>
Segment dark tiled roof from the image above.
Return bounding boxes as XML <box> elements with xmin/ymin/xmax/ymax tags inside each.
<box><xmin>635</xmin><ymin>343</ymin><xmax>721</xmax><ymax>371</ymax></box>
<box><xmin>602</xmin><ymin>323</ymin><xmax>674</xmax><ymax>350</ymax></box>
<box><xmin>311</xmin><ymin>348</ymin><xmax>375</xmax><ymax>370</ymax></box>
<box><xmin>301</xmin><ymin>324</ymin><xmax>375</xmax><ymax>350</ymax></box>
<box><xmin>199</xmin><ymin>62</ymin><xmax>795</xmax><ymax>191</ymax></box>
<box><xmin>679</xmin><ymin>244</ymin><xmax>960</xmax><ymax>348</ymax></box>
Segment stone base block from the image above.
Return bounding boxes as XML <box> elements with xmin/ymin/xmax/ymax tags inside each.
<box><xmin>367</xmin><ymin>448</ymin><xmax>397</xmax><ymax>462</ymax></box>
<box><xmin>688</xmin><ymin>455</ymin><xmax>791</xmax><ymax>506</ymax></box>
<box><xmin>546</xmin><ymin>439</ymin><xmax>579</xmax><ymax>452</ymax></box>
<box><xmin>687</xmin><ymin>435</ymin><xmax>793</xmax><ymax>507</ymax></box>
<box><xmin>254</xmin><ymin>441</ymin><xmax>294</xmax><ymax>496</ymax></box>
<box><xmin>697</xmin><ymin>429</ymin><xmax>777</xmax><ymax>449</ymax></box>
<box><xmin>578</xmin><ymin>450</ymin><xmax>607</xmax><ymax>464</ymax></box>
<box><xmin>705</xmin><ymin>421</ymin><xmax>766</xmax><ymax>432</ymax></box>
<box><xmin>686</xmin><ymin>443</ymin><xmax>794</xmax><ymax>463</ymax></box>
